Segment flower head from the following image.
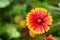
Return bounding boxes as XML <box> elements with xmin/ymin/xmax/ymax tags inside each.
<box><xmin>19</xmin><ymin>20</ymin><xmax>26</xmax><ymax>28</ymax></box>
<box><xmin>26</xmin><ymin>8</ymin><xmax>53</xmax><ymax>34</ymax></box>
<box><xmin>29</xmin><ymin>31</ymin><xmax>37</xmax><ymax>38</ymax></box>
<box><xmin>14</xmin><ymin>16</ymin><xmax>20</xmax><ymax>24</ymax></box>
<box><xmin>44</xmin><ymin>35</ymin><xmax>54</xmax><ymax>40</ymax></box>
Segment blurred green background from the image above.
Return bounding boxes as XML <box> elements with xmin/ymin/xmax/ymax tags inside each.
<box><xmin>0</xmin><ymin>0</ymin><xmax>60</xmax><ymax>40</ymax></box>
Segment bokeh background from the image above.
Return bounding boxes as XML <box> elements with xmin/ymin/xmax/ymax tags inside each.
<box><xmin>0</xmin><ymin>0</ymin><xmax>60</xmax><ymax>40</ymax></box>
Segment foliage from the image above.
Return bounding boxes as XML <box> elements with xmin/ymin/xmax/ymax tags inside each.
<box><xmin>0</xmin><ymin>0</ymin><xmax>60</xmax><ymax>40</ymax></box>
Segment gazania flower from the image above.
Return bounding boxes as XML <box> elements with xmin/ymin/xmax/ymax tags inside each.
<box><xmin>44</xmin><ymin>35</ymin><xmax>54</xmax><ymax>40</ymax></box>
<box><xmin>26</xmin><ymin>8</ymin><xmax>53</xmax><ymax>34</ymax></box>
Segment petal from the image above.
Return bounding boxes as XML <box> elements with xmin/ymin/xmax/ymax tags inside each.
<box><xmin>43</xmin><ymin>24</ymin><xmax>50</xmax><ymax>32</ymax></box>
<box><xmin>39</xmin><ymin>25</ymin><xmax>45</xmax><ymax>34</ymax></box>
<box><xmin>43</xmin><ymin>16</ymin><xmax>53</xmax><ymax>25</ymax></box>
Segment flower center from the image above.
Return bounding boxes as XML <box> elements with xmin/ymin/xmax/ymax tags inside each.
<box><xmin>37</xmin><ymin>18</ymin><xmax>42</xmax><ymax>23</ymax></box>
<box><xmin>36</xmin><ymin>18</ymin><xmax>42</xmax><ymax>24</ymax></box>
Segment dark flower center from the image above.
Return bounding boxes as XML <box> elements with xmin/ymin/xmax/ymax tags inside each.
<box><xmin>36</xmin><ymin>17</ymin><xmax>43</xmax><ymax>24</ymax></box>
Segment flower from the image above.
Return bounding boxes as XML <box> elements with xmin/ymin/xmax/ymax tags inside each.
<box><xmin>19</xmin><ymin>20</ymin><xmax>26</xmax><ymax>28</ymax></box>
<box><xmin>29</xmin><ymin>31</ymin><xmax>37</xmax><ymax>38</ymax></box>
<box><xmin>44</xmin><ymin>35</ymin><xmax>54</xmax><ymax>40</ymax></box>
<box><xmin>14</xmin><ymin>16</ymin><xmax>21</xmax><ymax>24</ymax></box>
<box><xmin>26</xmin><ymin>8</ymin><xmax>53</xmax><ymax>34</ymax></box>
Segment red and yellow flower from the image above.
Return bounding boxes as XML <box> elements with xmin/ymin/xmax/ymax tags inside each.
<box><xmin>44</xmin><ymin>35</ymin><xmax>54</xmax><ymax>40</ymax></box>
<box><xmin>26</xmin><ymin>8</ymin><xmax>53</xmax><ymax>34</ymax></box>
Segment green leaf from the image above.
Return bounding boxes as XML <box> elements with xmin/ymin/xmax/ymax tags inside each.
<box><xmin>46</xmin><ymin>22</ymin><xmax>60</xmax><ymax>34</ymax></box>
<box><xmin>5</xmin><ymin>24</ymin><xmax>21</xmax><ymax>38</ymax></box>
<box><xmin>0</xmin><ymin>39</ymin><xmax>2</xmax><ymax>40</ymax></box>
<box><xmin>54</xmin><ymin>37</ymin><xmax>60</xmax><ymax>40</ymax></box>
<box><xmin>22</xmin><ymin>36</ymin><xmax>34</xmax><ymax>40</ymax></box>
<box><xmin>13</xmin><ymin>4</ymin><xmax>27</xmax><ymax>16</ymax></box>
<box><xmin>45</xmin><ymin>0</ymin><xmax>60</xmax><ymax>6</ymax></box>
<box><xmin>12</xmin><ymin>4</ymin><xmax>27</xmax><ymax>18</ymax></box>
<box><xmin>0</xmin><ymin>0</ymin><xmax>14</xmax><ymax>8</ymax></box>
<box><xmin>0</xmin><ymin>27</ymin><xmax>5</xmax><ymax>35</ymax></box>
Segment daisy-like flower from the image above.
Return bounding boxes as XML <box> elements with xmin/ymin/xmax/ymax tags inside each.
<box><xmin>44</xmin><ymin>35</ymin><xmax>54</xmax><ymax>40</ymax></box>
<box><xmin>26</xmin><ymin>8</ymin><xmax>53</xmax><ymax>34</ymax></box>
